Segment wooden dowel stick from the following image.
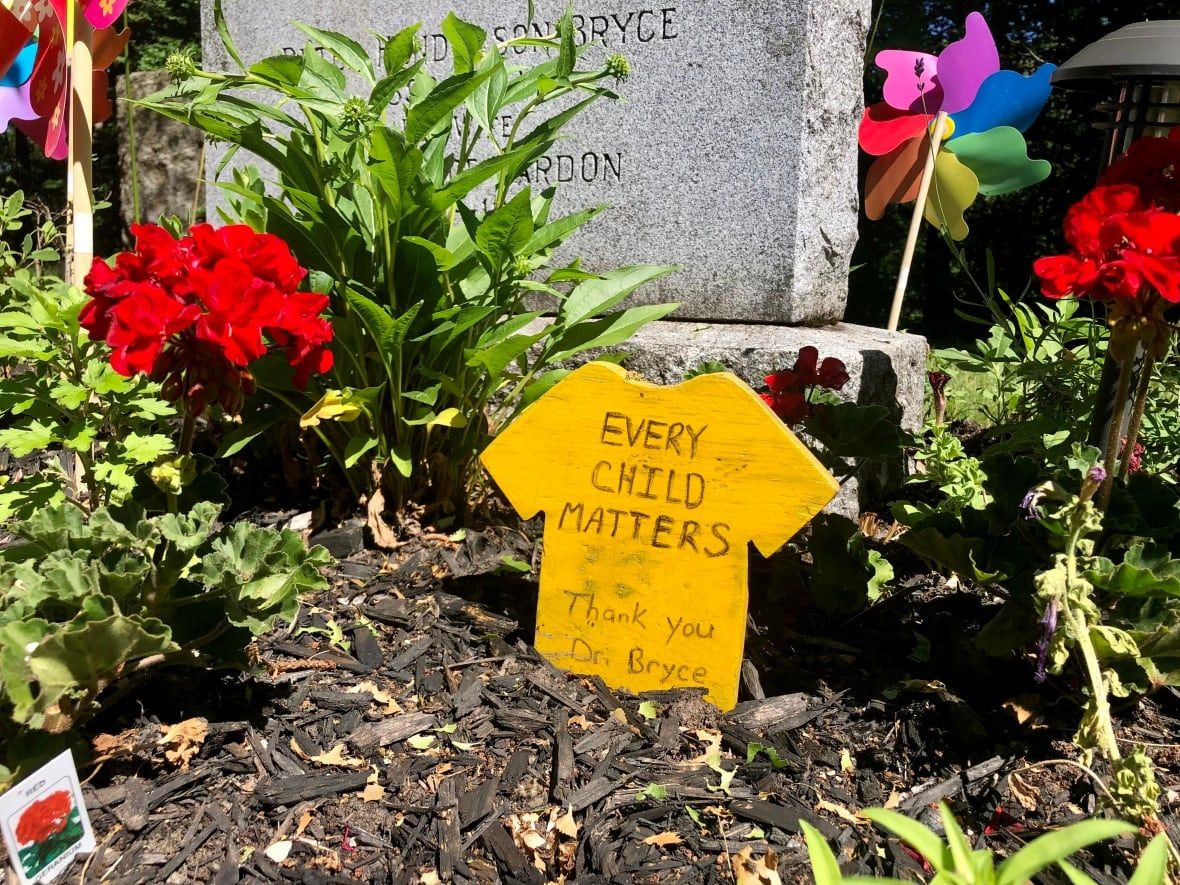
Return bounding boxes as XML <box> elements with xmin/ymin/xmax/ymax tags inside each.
<box><xmin>69</xmin><ymin>4</ymin><xmax>94</xmax><ymax>288</ymax></box>
<box><xmin>887</xmin><ymin>110</ymin><xmax>948</xmax><ymax>333</ymax></box>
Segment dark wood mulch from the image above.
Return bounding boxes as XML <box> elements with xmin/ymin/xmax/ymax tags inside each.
<box><xmin>62</xmin><ymin>522</ymin><xmax>1180</xmax><ymax>883</ymax></box>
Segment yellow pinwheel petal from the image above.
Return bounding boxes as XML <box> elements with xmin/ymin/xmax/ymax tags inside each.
<box><xmin>924</xmin><ymin>150</ymin><xmax>979</xmax><ymax>241</ymax></box>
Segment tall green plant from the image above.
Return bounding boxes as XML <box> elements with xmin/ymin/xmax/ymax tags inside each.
<box><xmin>139</xmin><ymin>4</ymin><xmax>677</xmax><ymax>516</ymax></box>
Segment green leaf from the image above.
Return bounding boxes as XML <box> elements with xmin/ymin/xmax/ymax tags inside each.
<box><xmin>637</xmin><ymin>700</ymin><xmax>657</xmax><ymax>720</ymax></box>
<box><xmin>800</xmin><ymin>820</ymin><xmax>843</xmax><ymax>885</ymax></box>
<box><xmin>996</xmin><ymin>820</ymin><xmax>1134</xmax><ymax>885</ymax></box>
<box><xmin>861</xmin><ymin>808</ymin><xmax>950</xmax><ymax>872</ymax></box>
<box><xmin>468</xmin><ymin>330</ymin><xmax>548</xmax><ymax>380</ymax></box>
<box><xmin>390</xmin><ymin>445</ymin><xmax>413</xmax><ymax>478</ymax></box>
<box><xmin>1086</xmin><ymin>544</ymin><xmax>1180</xmax><ymax>598</ymax></box>
<box><xmin>546</xmin><ymin>303</ymin><xmax>679</xmax><ymax>363</ymax></box>
<box><xmin>24</xmin><ymin>615</ymin><xmax>177</xmax><ymax>727</ymax></box>
<box><xmin>214</xmin><ymin>0</ymin><xmax>245</xmax><ymax>70</ymax></box>
<box><xmin>441</xmin><ymin>13</ymin><xmax>486</xmax><ymax>74</ymax></box>
<box><xmin>215</xmin><ymin>411</ymin><xmax>284</xmax><ymax>458</ymax></box>
<box><xmin>406</xmin><ymin>69</ymin><xmax>494</xmax><ymax>144</ymax></box>
<box><xmin>383</xmin><ymin>24</ymin><xmax>421</xmax><ymax>74</ymax></box>
<box><xmin>299</xmin><ymin>43</ymin><xmax>347</xmax><ymax>99</ymax></box>
<box><xmin>343</xmin><ymin>435</ymin><xmax>379</xmax><ymax>469</ymax></box>
<box><xmin>430</xmin><ymin>149</ymin><xmax>531</xmax><ymax>212</ymax></box>
<box><xmin>0</xmin><ymin>420</ymin><xmax>57</xmax><ymax>456</ymax></box>
<box><xmin>938</xmin><ymin>803</ymin><xmax>974</xmax><ymax>875</ymax></box>
<box><xmin>120</xmin><ymin>432</ymin><xmax>175</xmax><ymax>465</ymax></box>
<box><xmin>247</xmin><ymin>55</ymin><xmax>305</xmax><ymax>88</ymax></box>
<box><xmin>555</xmin><ymin>4</ymin><xmax>576</xmax><ymax>78</ymax></box>
<box><xmin>292</xmin><ymin>22</ymin><xmax>375</xmax><ymax>83</ymax></box>
<box><xmin>1126</xmin><ymin>833</ymin><xmax>1169</xmax><ymax>885</ymax></box>
<box><xmin>559</xmin><ymin>266</ymin><xmax>677</xmax><ymax>328</ymax></box>
<box><xmin>475</xmin><ymin>189</ymin><xmax>534</xmax><ymax>274</ymax></box>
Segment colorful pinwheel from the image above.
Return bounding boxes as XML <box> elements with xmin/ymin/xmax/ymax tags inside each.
<box><xmin>0</xmin><ymin>0</ymin><xmax>128</xmax><ymax>159</ymax></box>
<box><xmin>861</xmin><ymin>12</ymin><xmax>1054</xmax><ymax>241</ymax></box>
<box><xmin>860</xmin><ymin>11</ymin><xmax>1055</xmax><ymax>329</ymax></box>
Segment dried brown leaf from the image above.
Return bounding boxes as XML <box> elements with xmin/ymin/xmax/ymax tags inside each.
<box><xmin>642</xmin><ymin>832</ymin><xmax>684</xmax><ymax>847</ymax></box>
<box><xmin>310</xmin><ymin>744</ymin><xmax>367</xmax><ymax>769</ymax></box>
<box><xmin>365</xmin><ymin>474</ymin><xmax>401</xmax><ymax>550</ymax></box>
<box><xmin>1008</xmin><ymin>771</ymin><xmax>1039</xmax><ymax>811</ymax></box>
<box><xmin>555</xmin><ymin>808</ymin><xmax>579</xmax><ymax>838</ymax></box>
<box><xmin>733</xmin><ymin>847</ymin><xmax>782</xmax><ymax>885</ymax></box>
<box><xmin>92</xmin><ymin>728</ymin><xmax>140</xmax><ymax>763</ymax></box>
<box><xmin>157</xmin><ymin>717</ymin><xmax>208</xmax><ymax>769</ymax></box>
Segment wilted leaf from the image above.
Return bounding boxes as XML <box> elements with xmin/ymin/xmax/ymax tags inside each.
<box><xmin>733</xmin><ymin>846</ymin><xmax>782</xmax><ymax>885</ymax></box>
<box><xmin>555</xmin><ymin>807</ymin><xmax>578</xmax><ymax>838</ymax></box>
<box><xmin>642</xmin><ymin>832</ymin><xmax>683</xmax><ymax>847</ymax></box>
<box><xmin>157</xmin><ymin>717</ymin><xmax>209</xmax><ymax>769</ymax></box>
<box><xmin>310</xmin><ymin>744</ymin><xmax>367</xmax><ymax>768</ymax></box>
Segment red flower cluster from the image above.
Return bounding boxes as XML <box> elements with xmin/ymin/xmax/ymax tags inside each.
<box><xmin>760</xmin><ymin>346</ymin><xmax>850</xmax><ymax>426</ymax></box>
<box><xmin>1102</xmin><ymin>128</ymin><xmax>1180</xmax><ymax>213</ymax></box>
<box><xmin>82</xmin><ymin>224</ymin><xmax>334</xmax><ymax>415</ymax></box>
<box><xmin>1034</xmin><ymin>130</ymin><xmax>1180</xmax><ymax>307</ymax></box>
<box><xmin>15</xmin><ymin>791</ymin><xmax>73</xmax><ymax>845</ymax></box>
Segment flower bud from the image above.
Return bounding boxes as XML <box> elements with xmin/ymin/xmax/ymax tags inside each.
<box><xmin>605</xmin><ymin>53</ymin><xmax>631</xmax><ymax>82</ymax></box>
<box><xmin>165</xmin><ymin>51</ymin><xmax>199</xmax><ymax>83</ymax></box>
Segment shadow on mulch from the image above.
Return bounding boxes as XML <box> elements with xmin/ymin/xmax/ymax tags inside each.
<box><xmin>62</xmin><ymin>527</ymin><xmax>1175</xmax><ymax>884</ymax></box>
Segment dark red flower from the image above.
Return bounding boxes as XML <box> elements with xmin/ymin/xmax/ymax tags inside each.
<box><xmin>1100</xmin><ymin>128</ymin><xmax>1180</xmax><ymax>213</ymax></box>
<box><xmin>760</xmin><ymin>348</ymin><xmax>849</xmax><ymax>427</ymax></box>
<box><xmin>83</xmin><ymin>223</ymin><xmax>333</xmax><ymax>416</ymax></box>
<box><xmin>15</xmin><ymin>791</ymin><xmax>73</xmax><ymax>845</ymax></box>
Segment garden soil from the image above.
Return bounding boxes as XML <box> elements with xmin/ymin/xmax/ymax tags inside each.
<box><xmin>54</xmin><ymin>520</ymin><xmax>1180</xmax><ymax>883</ymax></box>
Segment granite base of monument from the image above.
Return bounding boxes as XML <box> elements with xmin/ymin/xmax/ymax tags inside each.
<box><xmin>551</xmin><ymin>320</ymin><xmax>928</xmax><ymax>516</ymax></box>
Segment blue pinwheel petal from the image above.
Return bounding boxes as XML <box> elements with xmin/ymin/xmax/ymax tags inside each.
<box><xmin>949</xmin><ymin>63</ymin><xmax>1055</xmax><ymax>138</ymax></box>
<box><xmin>0</xmin><ymin>41</ymin><xmax>35</xmax><ymax>88</ymax></box>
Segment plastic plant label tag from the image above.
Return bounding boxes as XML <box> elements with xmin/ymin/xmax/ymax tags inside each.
<box><xmin>0</xmin><ymin>750</ymin><xmax>95</xmax><ymax>884</ymax></box>
<box><xmin>481</xmin><ymin>362</ymin><xmax>838</xmax><ymax>710</ymax></box>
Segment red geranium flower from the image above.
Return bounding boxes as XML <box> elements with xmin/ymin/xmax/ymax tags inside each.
<box><xmin>15</xmin><ymin>791</ymin><xmax>73</xmax><ymax>845</ymax></box>
<box><xmin>760</xmin><ymin>346</ymin><xmax>849</xmax><ymax>427</ymax></box>
<box><xmin>1033</xmin><ymin>184</ymin><xmax>1180</xmax><ymax>304</ymax></box>
<box><xmin>1100</xmin><ymin>128</ymin><xmax>1180</xmax><ymax>213</ymax></box>
<box><xmin>83</xmin><ymin>223</ymin><xmax>334</xmax><ymax>416</ymax></box>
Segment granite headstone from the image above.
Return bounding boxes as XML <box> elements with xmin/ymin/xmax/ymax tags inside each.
<box><xmin>202</xmin><ymin>0</ymin><xmax>868</xmax><ymax>325</ymax></box>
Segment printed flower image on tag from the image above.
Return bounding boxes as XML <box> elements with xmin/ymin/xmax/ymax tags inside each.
<box><xmin>0</xmin><ymin>751</ymin><xmax>95</xmax><ymax>884</ymax></box>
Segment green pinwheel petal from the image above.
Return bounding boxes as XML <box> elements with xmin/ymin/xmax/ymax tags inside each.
<box><xmin>946</xmin><ymin>126</ymin><xmax>1051</xmax><ymax>196</ymax></box>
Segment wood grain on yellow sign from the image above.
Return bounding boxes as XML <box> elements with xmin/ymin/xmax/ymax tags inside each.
<box><xmin>480</xmin><ymin>362</ymin><xmax>838</xmax><ymax>710</ymax></box>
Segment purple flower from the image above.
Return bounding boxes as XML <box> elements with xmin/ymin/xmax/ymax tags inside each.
<box><xmin>1020</xmin><ymin>489</ymin><xmax>1042</xmax><ymax>521</ymax></box>
<box><xmin>1034</xmin><ymin>598</ymin><xmax>1060</xmax><ymax>683</ymax></box>
<box><xmin>1087</xmin><ymin>466</ymin><xmax>1107</xmax><ymax>486</ymax></box>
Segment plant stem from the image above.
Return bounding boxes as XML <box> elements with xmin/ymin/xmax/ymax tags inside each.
<box><xmin>178</xmin><ymin>409</ymin><xmax>197</xmax><ymax>455</ymax></box>
<box><xmin>1099</xmin><ymin>356</ymin><xmax>1134</xmax><ymax>510</ymax></box>
<box><xmin>1118</xmin><ymin>354</ymin><xmax>1155</xmax><ymax>480</ymax></box>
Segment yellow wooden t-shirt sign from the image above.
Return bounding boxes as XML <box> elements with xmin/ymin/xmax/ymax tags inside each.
<box><xmin>481</xmin><ymin>362</ymin><xmax>839</xmax><ymax>710</ymax></box>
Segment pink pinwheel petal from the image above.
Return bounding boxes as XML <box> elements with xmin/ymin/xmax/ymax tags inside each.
<box><xmin>0</xmin><ymin>79</ymin><xmax>35</xmax><ymax>128</ymax></box>
<box><xmin>82</xmin><ymin>0</ymin><xmax>129</xmax><ymax>30</ymax></box>
<box><xmin>935</xmin><ymin>11</ymin><xmax>1000</xmax><ymax>115</ymax></box>
<box><xmin>859</xmin><ymin>101</ymin><xmax>933</xmax><ymax>156</ymax></box>
<box><xmin>14</xmin><ymin>110</ymin><xmax>67</xmax><ymax>159</ymax></box>
<box><xmin>27</xmin><ymin>13</ymin><xmax>63</xmax><ymax>119</ymax></box>
<box><xmin>875</xmin><ymin>48</ymin><xmax>941</xmax><ymax>113</ymax></box>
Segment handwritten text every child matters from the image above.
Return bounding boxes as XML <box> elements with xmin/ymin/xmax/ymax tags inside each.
<box><xmin>480</xmin><ymin>363</ymin><xmax>838</xmax><ymax>709</ymax></box>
